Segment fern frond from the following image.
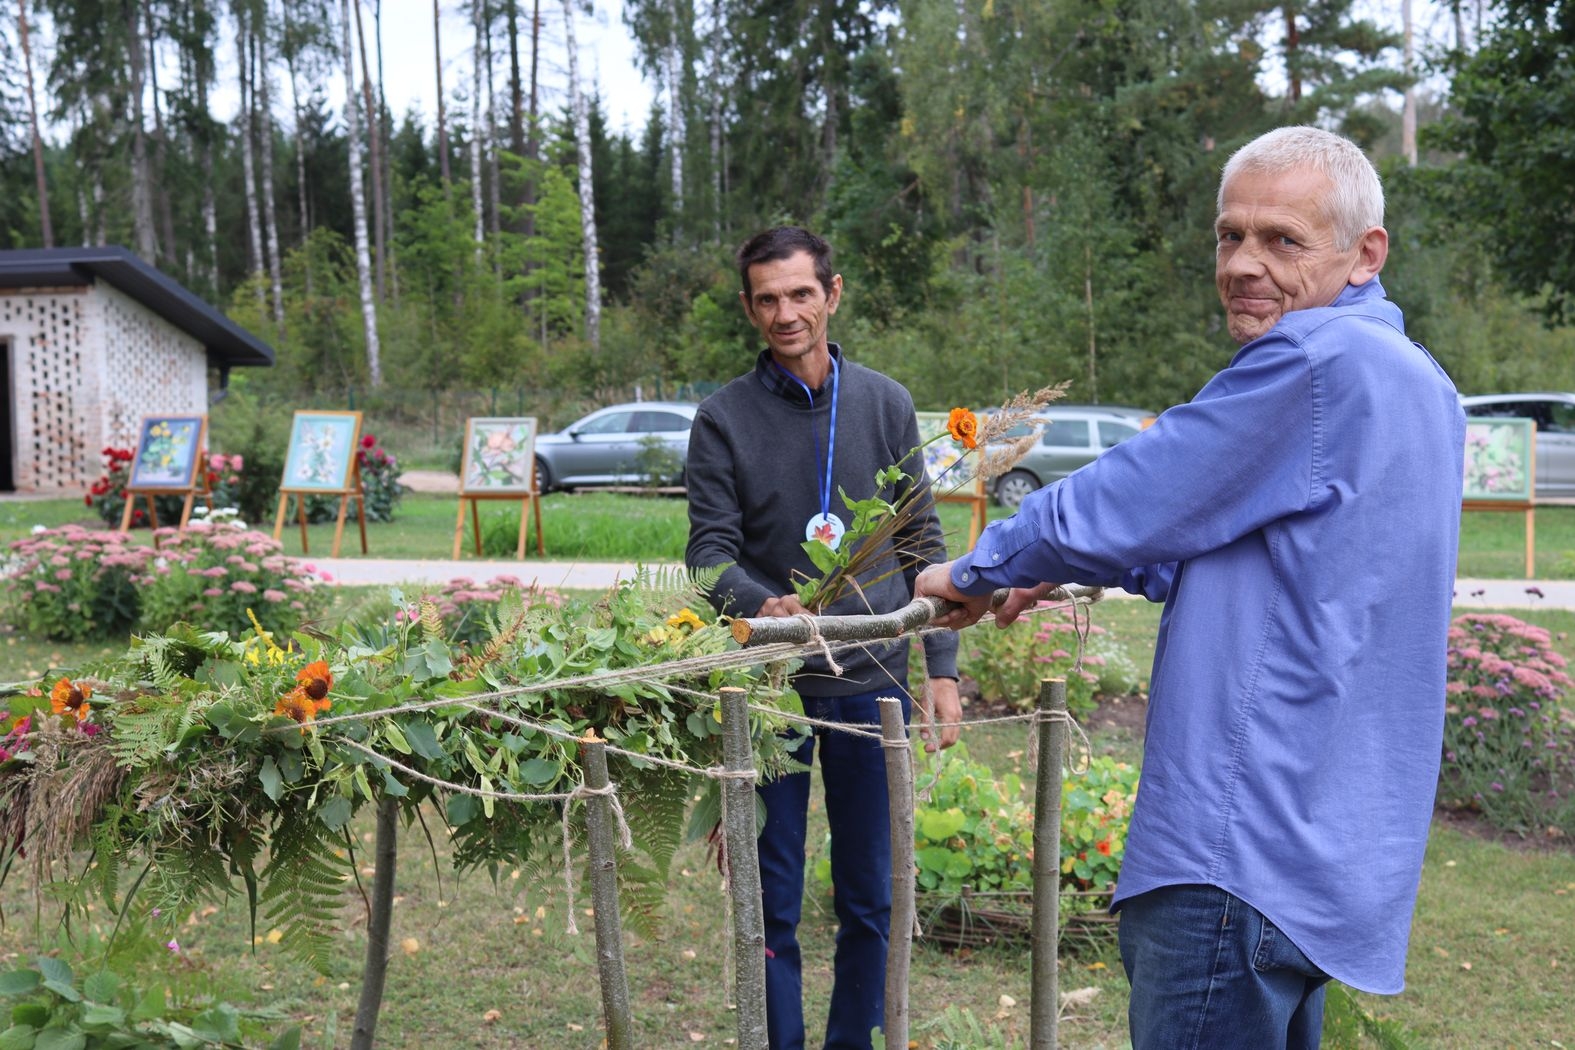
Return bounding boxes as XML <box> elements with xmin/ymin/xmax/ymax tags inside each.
<box><xmin>259</xmin><ymin>807</ymin><xmax>353</xmax><ymax>973</ymax></box>
<box><xmin>614</xmin><ymin>768</ymin><xmax>694</xmax><ymax>881</ymax></box>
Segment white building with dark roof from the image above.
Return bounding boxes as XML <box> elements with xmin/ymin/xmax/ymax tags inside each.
<box><xmin>0</xmin><ymin>247</ymin><xmax>274</xmax><ymax>494</ymax></box>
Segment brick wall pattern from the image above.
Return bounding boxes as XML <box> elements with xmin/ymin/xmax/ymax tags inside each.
<box><xmin>2</xmin><ymin>282</ymin><xmax>207</xmax><ymax>493</ymax></box>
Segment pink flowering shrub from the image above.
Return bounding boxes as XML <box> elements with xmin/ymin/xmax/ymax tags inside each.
<box><xmin>389</xmin><ymin>575</ymin><xmax>565</xmax><ymax>647</ymax></box>
<box><xmin>136</xmin><ymin>523</ymin><xmax>330</xmax><ymax>636</ymax></box>
<box><xmin>956</xmin><ymin>605</ymin><xmax>1141</xmax><ymax>717</ymax></box>
<box><xmin>3</xmin><ymin>526</ymin><xmax>154</xmax><ymax>640</ymax></box>
<box><xmin>1441</xmin><ymin>613</ymin><xmax>1575</xmax><ymax>834</ymax></box>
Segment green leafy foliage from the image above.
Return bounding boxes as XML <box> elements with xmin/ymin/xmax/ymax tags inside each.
<box><xmin>958</xmin><ymin>605</ymin><xmax>1141</xmax><ymax>716</ymax></box>
<box><xmin>0</xmin><ymin>955</ymin><xmax>300</xmax><ymax>1049</ymax></box>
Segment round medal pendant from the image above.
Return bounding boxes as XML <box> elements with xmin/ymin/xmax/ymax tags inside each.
<box><xmin>806</xmin><ymin>512</ymin><xmax>847</xmax><ymax>550</ymax></box>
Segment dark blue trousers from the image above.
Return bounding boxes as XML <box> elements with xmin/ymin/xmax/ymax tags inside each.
<box><xmin>756</xmin><ymin>685</ymin><xmax>911</xmax><ymax>1050</ymax></box>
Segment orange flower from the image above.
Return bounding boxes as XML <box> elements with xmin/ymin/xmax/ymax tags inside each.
<box><xmin>49</xmin><ymin>678</ymin><xmax>92</xmax><ymax>723</ymax></box>
<box><xmin>274</xmin><ymin>687</ymin><xmax>319</xmax><ymax>726</ymax></box>
<box><xmin>946</xmin><ymin>407</ymin><xmax>979</xmax><ymax>449</ymax></box>
<box><xmin>296</xmin><ymin>661</ymin><xmax>333</xmax><ymax>709</ymax></box>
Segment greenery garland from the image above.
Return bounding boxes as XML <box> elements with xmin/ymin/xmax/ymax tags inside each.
<box><xmin>0</xmin><ymin>567</ymin><xmax>799</xmax><ymax>970</ymax></box>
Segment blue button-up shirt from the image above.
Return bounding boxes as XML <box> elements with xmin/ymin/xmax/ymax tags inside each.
<box><xmin>951</xmin><ymin>279</ymin><xmax>1464</xmax><ymax>993</ymax></box>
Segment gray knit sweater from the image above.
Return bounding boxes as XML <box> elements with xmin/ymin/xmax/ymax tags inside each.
<box><xmin>685</xmin><ymin>345</ymin><xmax>960</xmax><ymax>696</ymax></box>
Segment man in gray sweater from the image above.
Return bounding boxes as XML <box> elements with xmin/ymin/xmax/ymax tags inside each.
<box><xmin>685</xmin><ymin>226</ymin><xmax>962</xmax><ymax>1050</ymax></box>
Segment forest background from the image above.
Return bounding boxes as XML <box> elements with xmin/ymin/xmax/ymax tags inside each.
<box><xmin>2</xmin><ymin>0</ymin><xmax>1573</xmax><ymax>436</ymax></box>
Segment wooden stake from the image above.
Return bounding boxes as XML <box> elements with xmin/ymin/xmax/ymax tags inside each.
<box><xmin>879</xmin><ymin>697</ymin><xmax>915</xmax><ymax>1049</ymax></box>
<box><xmin>719</xmin><ymin>686</ymin><xmax>768</xmax><ymax>1050</ymax></box>
<box><xmin>581</xmin><ymin>736</ymin><xmax>634</xmax><ymax>1050</ymax></box>
<box><xmin>1031</xmin><ymin>679</ymin><xmax>1067</xmax><ymax>1050</ymax></box>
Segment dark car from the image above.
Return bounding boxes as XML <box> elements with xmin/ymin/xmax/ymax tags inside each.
<box><xmin>987</xmin><ymin>404</ymin><xmax>1157</xmax><ymax>508</ymax></box>
<box><xmin>1460</xmin><ymin>393</ymin><xmax>1575</xmax><ymax>499</ymax></box>
<box><xmin>533</xmin><ymin>401</ymin><xmax>699</xmax><ymax>492</ymax></box>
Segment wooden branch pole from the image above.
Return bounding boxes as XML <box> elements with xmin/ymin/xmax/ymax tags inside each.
<box><xmin>581</xmin><ymin>735</ymin><xmax>634</xmax><ymax>1050</ymax></box>
<box><xmin>879</xmin><ymin>697</ymin><xmax>916</xmax><ymax>1049</ymax></box>
<box><xmin>350</xmin><ymin>795</ymin><xmax>399</xmax><ymax>1050</ymax></box>
<box><xmin>730</xmin><ymin>586</ymin><xmax>1103</xmax><ymax>647</ymax></box>
<box><xmin>719</xmin><ymin>686</ymin><xmax>769</xmax><ymax>1050</ymax></box>
<box><xmin>1031</xmin><ymin>678</ymin><xmax>1068</xmax><ymax>1050</ymax></box>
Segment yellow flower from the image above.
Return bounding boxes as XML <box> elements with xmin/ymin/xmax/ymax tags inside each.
<box><xmin>666</xmin><ymin>608</ymin><xmax>705</xmax><ymax>633</ymax></box>
<box><xmin>947</xmin><ymin>407</ymin><xmax>979</xmax><ymax>450</ymax></box>
<box><xmin>50</xmin><ymin>677</ymin><xmax>92</xmax><ymax>723</ymax></box>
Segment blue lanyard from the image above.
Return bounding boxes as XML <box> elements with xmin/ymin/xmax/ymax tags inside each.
<box><xmin>774</xmin><ymin>353</ymin><xmax>840</xmax><ymax>521</ymax></box>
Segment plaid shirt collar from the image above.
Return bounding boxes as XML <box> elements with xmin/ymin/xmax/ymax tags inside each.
<box><xmin>754</xmin><ymin>343</ymin><xmax>843</xmax><ymax>406</ymax></box>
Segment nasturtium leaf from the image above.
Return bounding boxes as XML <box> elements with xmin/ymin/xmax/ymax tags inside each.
<box><xmin>918</xmin><ymin>809</ymin><xmax>967</xmax><ymax>841</ymax></box>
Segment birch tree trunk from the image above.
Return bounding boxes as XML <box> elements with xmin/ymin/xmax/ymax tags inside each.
<box><xmin>18</xmin><ymin>0</ymin><xmax>53</xmax><ymax>247</ymax></box>
<box><xmin>434</xmin><ymin>0</ymin><xmax>453</xmax><ymax>194</ymax></box>
<box><xmin>665</xmin><ymin>0</ymin><xmax>683</xmax><ymax>233</ymax></box>
<box><xmin>196</xmin><ymin>2</ymin><xmax>220</xmax><ymax>294</ymax></box>
<box><xmin>256</xmin><ymin>20</ymin><xmax>286</xmax><ymax>327</ymax></box>
<box><xmin>374</xmin><ymin>0</ymin><xmax>399</xmax><ymax>302</ymax></box>
<box><xmin>282</xmin><ymin>8</ymin><xmax>312</xmax><ymax>296</ymax></box>
<box><xmin>561</xmin><ymin>0</ymin><xmax>601</xmax><ymax>348</ymax></box>
<box><xmin>126</xmin><ymin>0</ymin><xmax>159</xmax><ymax>261</ymax></box>
<box><xmin>484</xmin><ymin>0</ymin><xmax>503</xmax><ymax>243</ymax></box>
<box><xmin>470</xmin><ymin>0</ymin><xmax>486</xmax><ymax>252</ymax></box>
<box><xmin>1402</xmin><ymin>0</ymin><xmax>1417</xmax><ymax>166</ymax></box>
<box><xmin>708</xmin><ymin>0</ymin><xmax>721</xmax><ymax>238</ymax></box>
<box><xmin>237</xmin><ymin>13</ymin><xmax>264</xmax><ymax>281</ymax></box>
<box><xmin>341</xmin><ymin>0</ymin><xmax>382</xmax><ymax>386</ymax></box>
<box><xmin>144</xmin><ymin>1</ymin><xmax>178</xmax><ymax>266</ymax></box>
<box><xmin>354</xmin><ymin>0</ymin><xmax>387</xmax><ymax>302</ymax></box>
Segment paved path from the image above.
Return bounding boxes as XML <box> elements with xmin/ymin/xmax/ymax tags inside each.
<box><xmin>307</xmin><ymin>556</ymin><xmax>1575</xmax><ymax>610</ymax></box>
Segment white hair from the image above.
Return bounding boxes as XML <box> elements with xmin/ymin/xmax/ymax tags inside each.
<box><xmin>1218</xmin><ymin>126</ymin><xmax>1384</xmax><ymax>250</ymax></box>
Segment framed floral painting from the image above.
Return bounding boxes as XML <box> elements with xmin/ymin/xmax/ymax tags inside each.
<box><xmin>1463</xmin><ymin>417</ymin><xmax>1534</xmax><ymax>503</ymax></box>
<box><xmin>914</xmin><ymin>410</ymin><xmax>972</xmax><ymax>485</ymax></box>
<box><xmin>128</xmin><ymin>415</ymin><xmax>207</xmax><ymax>490</ymax></box>
<box><xmin>280</xmin><ymin>410</ymin><xmax>363</xmax><ymax>492</ymax></box>
<box><xmin>459</xmin><ymin>417</ymin><xmax>538</xmax><ymax>494</ymax></box>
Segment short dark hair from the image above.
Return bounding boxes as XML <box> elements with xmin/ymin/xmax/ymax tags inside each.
<box><xmin>736</xmin><ymin>226</ymin><xmax>834</xmax><ymax>300</ymax></box>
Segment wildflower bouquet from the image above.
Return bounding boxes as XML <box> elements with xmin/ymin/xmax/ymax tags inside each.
<box><xmin>792</xmin><ymin>387</ymin><xmax>1062</xmax><ymax>612</ymax></box>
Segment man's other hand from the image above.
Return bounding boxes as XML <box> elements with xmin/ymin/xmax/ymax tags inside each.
<box><xmin>918</xmin><ymin>677</ymin><xmax>963</xmax><ymax>752</ymax></box>
<box><xmin>914</xmin><ymin>562</ymin><xmax>993</xmax><ymax>629</ymax></box>
<box><xmin>756</xmin><ymin>594</ymin><xmax>809</xmax><ymax>618</ymax></box>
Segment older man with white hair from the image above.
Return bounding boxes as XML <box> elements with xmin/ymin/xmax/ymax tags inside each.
<box><xmin>918</xmin><ymin>126</ymin><xmax>1465</xmax><ymax>1049</ymax></box>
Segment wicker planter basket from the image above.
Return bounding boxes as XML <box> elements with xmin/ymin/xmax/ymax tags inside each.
<box><xmin>917</xmin><ymin>888</ymin><xmax>1117</xmax><ymax>950</ymax></box>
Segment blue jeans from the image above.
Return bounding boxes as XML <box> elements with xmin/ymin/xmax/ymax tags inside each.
<box><xmin>1119</xmin><ymin>884</ymin><xmax>1330</xmax><ymax>1050</ymax></box>
<box><xmin>756</xmin><ymin>685</ymin><xmax>911</xmax><ymax>1050</ymax></box>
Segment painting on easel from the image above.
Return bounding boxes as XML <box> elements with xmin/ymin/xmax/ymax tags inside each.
<box><xmin>281</xmin><ymin>411</ymin><xmax>362</xmax><ymax>491</ymax></box>
<box><xmin>128</xmin><ymin>415</ymin><xmax>206</xmax><ymax>489</ymax></box>
<box><xmin>459</xmin><ymin>417</ymin><xmax>538</xmax><ymax>494</ymax></box>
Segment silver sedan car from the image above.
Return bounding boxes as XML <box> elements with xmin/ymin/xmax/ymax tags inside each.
<box><xmin>988</xmin><ymin>405</ymin><xmax>1157</xmax><ymax>507</ymax></box>
<box><xmin>533</xmin><ymin>401</ymin><xmax>699</xmax><ymax>492</ymax></box>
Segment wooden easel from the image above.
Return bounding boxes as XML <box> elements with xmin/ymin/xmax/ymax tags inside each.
<box><xmin>118</xmin><ymin>416</ymin><xmax>212</xmax><ymax>549</ymax></box>
<box><xmin>452</xmin><ymin>490</ymin><xmax>546</xmax><ymax>559</ymax></box>
<box><xmin>937</xmin><ymin>471</ymin><xmax>990</xmax><ymax>550</ymax></box>
<box><xmin>273</xmin><ymin>458</ymin><xmax>369</xmax><ymax>557</ymax></box>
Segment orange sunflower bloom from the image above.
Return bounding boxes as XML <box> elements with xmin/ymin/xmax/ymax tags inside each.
<box><xmin>274</xmin><ymin>687</ymin><xmax>319</xmax><ymax>726</ymax></box>
<box><xmin>946</xmin><ymin>407</ymin><xmax>979</xmax><ymax>450</ymax></box>
<box><xmin>296</xmin><ymin>661</ymin><xmax>334</xmax><ymax>711</ymax></box>
<box><xmin>50</xmin><ymin>677</ymin><xmax>93</xmax><ymax>723</ymax></box>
